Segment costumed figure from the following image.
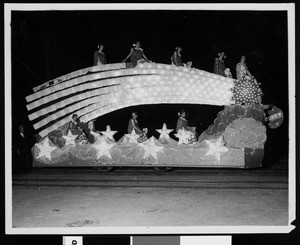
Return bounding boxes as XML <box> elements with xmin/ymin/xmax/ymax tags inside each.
<box><xmin>176</xmin><ymin>110</ymin><xmax>198</xmax><ymax>145</ymax></box>
<box><xmin>122</xmin><ymin>41</ymin><xmax>150</xmax><ymax>67</ymax></box>
<box><xmin>214</xmin><ymin>52</ymin><xmax>226</xmax><ymax>76</ymax></box>
<box><xmin>93</xmin><ymin>44</ymin><xmax>107</xmax><ymax>66</ymax></box>
<box><xmin>235</xmin><ymin>55</ymin><xmax>263</xmax><ymax>104</ymax></box>
<box><xmin>171</xmin><ymin>46</ymin><xmax>183</xmax><ymax>66</ymax></box>
<box><xmin>128</xmin><ymin>112</ymin><xmax>148</xmax><ymax>143</ymax></box>
<box><xmin>236</xmin><ymin>55</ymin><xmax>253</xmax><ymax>81</ymax></box>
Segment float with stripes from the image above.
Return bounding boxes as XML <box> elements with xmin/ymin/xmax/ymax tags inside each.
<box><xmin>27</xmin><ymin>62</ymin><xmax>278</xmax><ymax>168</ymax></box>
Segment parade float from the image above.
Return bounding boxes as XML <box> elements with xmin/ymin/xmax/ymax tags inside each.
<box><xmin>26</xmin><ymin>62</ymin><xmax>283</xmax><ymax>168</ymax></box>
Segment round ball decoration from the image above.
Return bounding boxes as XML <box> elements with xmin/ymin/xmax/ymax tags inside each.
<box><xmin>267</xmin><ymin>106</ymin><xmax>284</xmax><ymax>129</ymax></box>
<box><xmin>231</xmin><ymin>78</ymin><xmax>263</xmax><ymax>105</ymax></box>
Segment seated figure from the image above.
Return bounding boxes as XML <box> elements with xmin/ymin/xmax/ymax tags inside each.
<box><xmin>128</xmin><ymin>111</ymin><xmax>148</xmax><ymax>143</ymax></box>
<box><xmin>176</xmin><ymin>110</ymin><xmax>198</xmax><ymax>145</ymax></box>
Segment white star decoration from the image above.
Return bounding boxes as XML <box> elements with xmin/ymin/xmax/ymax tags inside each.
<box><xmin>100</xmin><ymin>125</ymin><xmax>117</xmax><ymax>142</ymax></box>
<box><xmin>35</xmin><ymin>137</ymin><xmax>57</xmax><ymax>161</ymax></box>
<box><xmin>174</xmin><ymin>128</ymin><xmax>191</xmax><ymax>145</ymax></box>
<box><xmin>62</xmin><ymin>130</ymin><xmax>77</xmax><ymax>146</ymax></box>
<box><xmin>125</xmin><ymin>129</ymin><xmax>140</xmax><ymax>144</ymax></box>
<box><xmin>92</xmin><ymin>137</ymin><xmax>115</xmax><ymax>160</ymax></box>
<box><xmin>140</xmin><ymin>137</ymin><xmax>164</xmax><ymax>160</ymax></box>
<box><xmin>204</xmin><ymin>136</ymin><xmax>228</xmax><ymax>162</ymax></box>
<box><xmin>156</xmin><ymin>123</ymin><xmax>173</xmax><ymax>141</ymax></box>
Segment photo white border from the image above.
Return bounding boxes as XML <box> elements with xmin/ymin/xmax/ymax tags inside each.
<box><xmin>5</xmin><ymin>3</ymin><xmax>296</xmax><ymax>235</ymax></box>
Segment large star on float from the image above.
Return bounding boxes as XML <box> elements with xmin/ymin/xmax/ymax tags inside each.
<box><xmin>92</xmin><ymin>137</ymin><xmax>115</xmax><ymax>160</ymax></box>
<box><xmin>100</xmin><ymin>125</ymin><xmax>117</xmax><ymax>142</ymax></box>
<box><xmin>62</xmin><ymin>130</ymin><xmax>77</xmax><ymax>146</ymax></box>
<box><xmin>204</xmin><ymin>136</ymin><xmax>229</xmax><ymax>162</ymax></box>
<box><xmin>174</xmin><ymin>128</ymin><xmax>190</xmax><ymax>145</ymax></box>
<box><xmin>140</xmin><ymin>137</ymin><xmax>164</xmax><ymax>160</ymax></box>
<box><xmin>35</xmin><ymin>137</ymin><xmax>57</xmax><ymax>161</ymax></box>
<box><xmin>125</xmin><ymin>129</ymin><xmax>140</xmax><ymax>144</ymax></box>
<box><xmin>156</xmin><ymin>123</ymin><xmax>173</xmax><ymax>141</ymax></box>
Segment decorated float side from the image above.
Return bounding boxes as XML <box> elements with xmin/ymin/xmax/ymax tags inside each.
<box><xmin>26</xmin><ymin>62</ymin><xmax>283</xmax><ymax>168</ymax></box>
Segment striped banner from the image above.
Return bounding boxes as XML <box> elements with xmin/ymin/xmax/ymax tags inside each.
<box><xmin>26</xmin><ymin>63</ymin><xmax>235</xmax><ymax>138</ymax></box>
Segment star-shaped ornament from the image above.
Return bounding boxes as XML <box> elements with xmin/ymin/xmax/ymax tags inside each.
<box><xmin>205</xmin><ymin>136</ymin><xmax>228</xmax><ymax>162</ymax></box>
<box><xmin>140</xmin><ymin>137</ymin><xmax>164</xmax><ymax>160</ymax></box>
<box><xmin>125</xmin><ymin>129</ymin><xmax>140</xmax><ymax>144</ymax></box>
<box><xmin>92</xmin><ymin>137</ymin><xmax>115</xmax><ymax>160</ymax></box>
<box><xmin>100</xmin><ymin>125</ymin><xmax>117</xmax><ymax>142</ymax></box>
<box><xmin>62</xmin><ymin>130</ymin><xmax>77</xmax><ymax>146</ymax></box>
<box><xmin>174</xmin><ymin>128</ymin><xmax>190</xmax><ymax>145</ymax></box>
<box><xmin>35</xmin><ymin>137</ymin><xmax>57</xmax><ymax>161</ymax></box>
<box><xmin>156</xmin><ymin>123</ymin><xmax>173</xmax><ymax>141</ymax></box>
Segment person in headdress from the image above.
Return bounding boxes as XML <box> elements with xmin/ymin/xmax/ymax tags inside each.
<box><xmin>122</xmin><ymin>41</ymin><xmax>150</xmax><ymax>67</ymax></box>
<box><xmin>214</xmin><ymin>52</ymin><xmax>226</xmax><ymax>76</ymax></box>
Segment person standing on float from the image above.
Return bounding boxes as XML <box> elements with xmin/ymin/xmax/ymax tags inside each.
<box><xmin>214</xmin><ymin>52</ymin><xmax>226</xmax><ymax>76</ymax></box>
<box><xmin>93</xmin><ymin>44</ymin><xmax>107</xmax><ymax>66</ymax></box>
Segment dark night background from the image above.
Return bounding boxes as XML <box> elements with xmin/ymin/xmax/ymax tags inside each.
<box><xmin>10</xmin><ymin>9</ymin><xmax>289</xmax><ymax>164</ymax></box>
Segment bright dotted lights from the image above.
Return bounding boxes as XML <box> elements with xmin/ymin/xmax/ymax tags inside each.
<box><xmin>30</xmin><ymin>63</ymin><xmax>237</xmax><ymax>138</ymax></box>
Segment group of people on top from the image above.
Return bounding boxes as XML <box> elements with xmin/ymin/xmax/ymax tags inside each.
<box><xmin>93</xmin><ymin>41</ymin><xmax>193</xmax><ymax>68</ymax></box>
<box><xmin>214</xmin><ymin>51</ymin><xmax>254</xmax><ymax>81</ymax></box>
<box><xmin>94</xmin><ymin>41</ymin><xmax>254</xmax><ymax>83</ymax></box>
